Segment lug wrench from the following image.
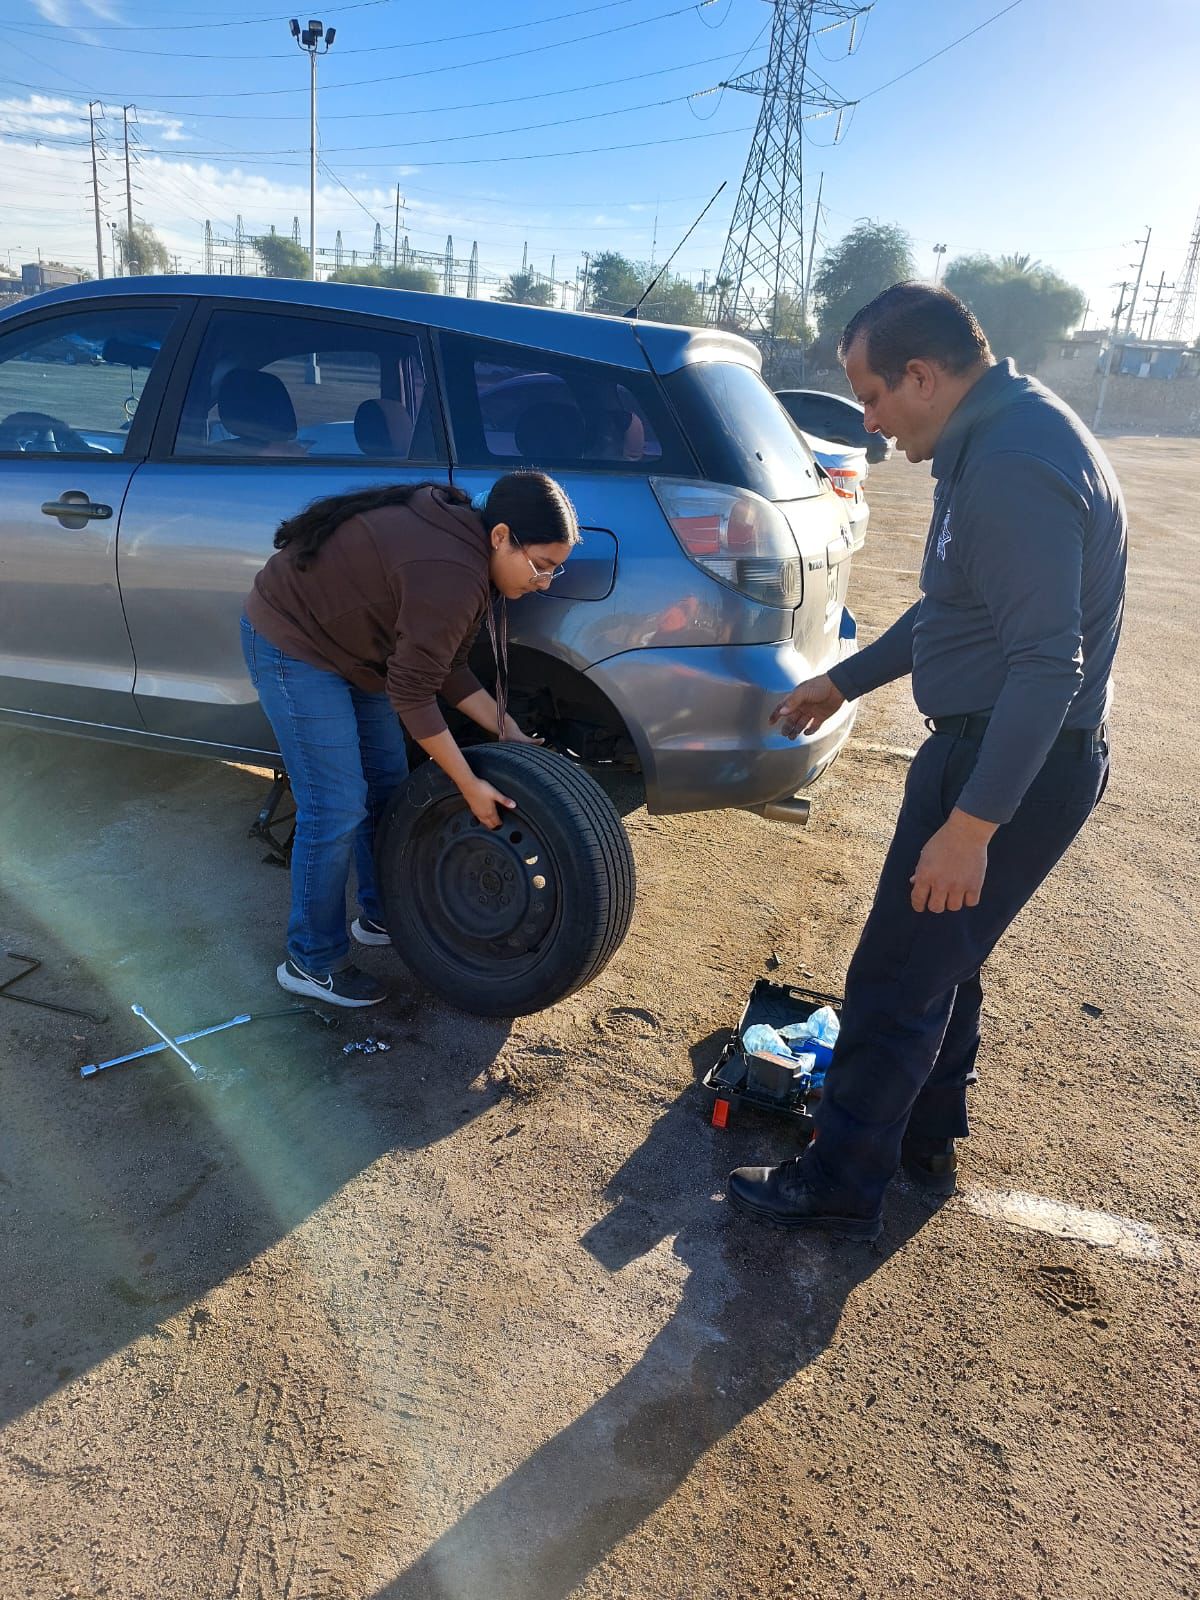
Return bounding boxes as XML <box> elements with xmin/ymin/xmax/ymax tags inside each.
<box><xmin>80</xmin><ymin>1004</ymin><xmax>339</xmax><ymax>1079</ymax></box>
<box><xmin>131</xmin><ymin>1003</ymin><xmax>206</xmax><ymax>1078</ymax></box>
<box><xmin>81</xmin><ymin>1013</ymin><xmax>252</xmax><ymax>1078</ymax></box>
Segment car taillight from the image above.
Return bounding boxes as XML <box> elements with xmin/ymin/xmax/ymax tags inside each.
<box><xmin>824</xmin><ymin>467</ymin><xmax>859</xmax><ymax>500</ymax></box>
<box><xmin>650</xmin><ymin>477</ymin><xmax>801</xmax><ymax>608</ymax></box>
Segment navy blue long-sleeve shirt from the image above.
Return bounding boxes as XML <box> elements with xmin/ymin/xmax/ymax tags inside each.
<box><xmin>829</xmin><ymin>359</ymin><xmax>1127</xmax><ymax>824</ymax></box>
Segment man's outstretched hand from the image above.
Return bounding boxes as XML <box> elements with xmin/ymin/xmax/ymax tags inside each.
<box><xmin>770</xmin><ymin>673</ymin><xmax>846</xmax><ymax>740</ymax></box>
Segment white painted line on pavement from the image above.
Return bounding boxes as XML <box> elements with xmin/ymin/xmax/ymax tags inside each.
<box><xmin>848</xmin><ymin>740</ymin><xmax>919</xmax><ymax>761</ymax></box>
<box><xmin>962</xmin><ymin>1185</ymin><xmax>1200</xmax><ymax>1270</ymax></box>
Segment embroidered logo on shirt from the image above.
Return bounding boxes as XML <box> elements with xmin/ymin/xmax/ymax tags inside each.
<box><xmin>936</xmin><ymin>509</ymin><xmax>953</xmax><ymax>561</ymax></box>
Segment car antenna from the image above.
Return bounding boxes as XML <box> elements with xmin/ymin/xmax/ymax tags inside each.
<box><xmin>624</xmin><ymin>180</ymin><xmax>727</xmax><ymax>319</ymax></box>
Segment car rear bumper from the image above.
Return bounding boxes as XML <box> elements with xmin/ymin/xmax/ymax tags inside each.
<box><xmin>585</xmin><ymin>609</ymin><xmax>859</xmax><ymax>815</ymax></box>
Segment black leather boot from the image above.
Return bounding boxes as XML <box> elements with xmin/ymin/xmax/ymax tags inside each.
<box><xmin>726</xmin><ymin>1159</ymin><xmax>882</xmax><ymax>1240</ymax></box>
<box><xmin>900</xmin><ymin>1135</ymin><xmax>959</xmax><ymax>1196</ymax></box>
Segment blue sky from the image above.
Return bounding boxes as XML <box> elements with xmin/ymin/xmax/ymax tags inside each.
<box><xmin>1</xmin><ymin>0</ymin><xmax>1197</xmax><ymax>336</ymax></box>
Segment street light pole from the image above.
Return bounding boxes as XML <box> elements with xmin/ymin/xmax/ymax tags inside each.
<box><xmin>289</xmin><ymin>18</ymin><xmax>336</xmax><ymax>283</ymax></box>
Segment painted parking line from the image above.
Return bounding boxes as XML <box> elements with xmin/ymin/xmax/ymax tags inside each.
<box><xmin>848</xmin><ymin>740</ymin><xmax>918</xmax><ymax>761</ymax></box>
<box><xmin>962</xmin><ymin>1185</ymin><xmax>1200</xmax><ymax>1271</ymax></box>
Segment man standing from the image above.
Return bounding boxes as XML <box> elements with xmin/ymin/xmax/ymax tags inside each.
<box><xmin>728</xmin><ymin>282</ymin><xmax>1127</xmax><ymax>1241</ymax></box>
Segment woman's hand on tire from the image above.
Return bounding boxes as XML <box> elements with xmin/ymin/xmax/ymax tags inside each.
<box><xmin>464</xmin><ymin>777</ymin><xmax>517</xmax><ymax>829</ymax></box>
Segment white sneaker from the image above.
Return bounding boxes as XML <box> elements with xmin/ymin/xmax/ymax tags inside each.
<box><xmin>351</xmin><ymin>916</ymin><xmax>391</xmax><ymax>947</ymax></box>
<box><xmin>276</xmin><ymin>958</ymin><xmax>385</xmax><ymax>1008</ymax></box>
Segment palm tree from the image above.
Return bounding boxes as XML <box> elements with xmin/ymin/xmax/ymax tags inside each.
<box><xmin>498</xmin><ymin>271</ymin><xmax>555</xmax><ymax>308</ymax></box>
<box><xmin>999</xmin><ymin>253</ymin><xmax>1043</xmax><ymax>275</ymax></box>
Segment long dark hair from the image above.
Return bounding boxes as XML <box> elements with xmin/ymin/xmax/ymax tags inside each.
<box><xmin>274</xmin><ymin>472</ymin><xmax>581</xmax><ymax>571</ymax></box>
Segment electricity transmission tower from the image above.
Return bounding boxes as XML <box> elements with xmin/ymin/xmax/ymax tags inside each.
<box><xmin>1166</xmin><ymin>204</ymin><xmax>1200</xmax><ymax>343</ymax></box>
<box><xmin>716</xmin><ymin>0</ymin><xmax>871</xmax><ymax>378</ymax></box>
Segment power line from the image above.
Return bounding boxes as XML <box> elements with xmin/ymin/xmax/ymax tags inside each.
<box><xmin>3</xmin><ymin>0</ymin><xmax>649</xmax><ymax>59</ymax></box>
<box><xmin>73</xmin><ymin>48</ymin><xmax>749</xmax><ymax>121</ymax></box>
<box><xmin>0</xmin><ymin>0</ymin><xmax>401</xmax><ymax>32</ymax></box>
<box><xmin>853</xmin><ymin>0</ymin><xmax>1026</xmax><ymax>103</ymax></box>
<box><xmin>127</xmin><ymin>121</ymin><xmax>755</xmax><ymax>171</ymax></box>
<box><xmin>0</xmin><ymin>0</ymin><xmax>721</xmax><ymax>100</ymax></box>
<box><xmin>135</xmin><ymin>88</ymin><xmax>714</xmax><ymax>157</ymax></box>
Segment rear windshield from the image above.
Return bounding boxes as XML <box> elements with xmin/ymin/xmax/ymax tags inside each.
<box><xmin>664</xmin><ymin>360</ymin><xmax>822</xmax><ymax>501</ymax></box>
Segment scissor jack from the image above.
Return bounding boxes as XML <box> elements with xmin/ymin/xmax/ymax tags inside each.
<box><xmin>249</xmin><ymin>769</ymin><xmax>295</xmax><ymax>868</ymax></box>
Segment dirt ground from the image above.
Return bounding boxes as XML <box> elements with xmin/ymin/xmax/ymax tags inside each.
<box><xmin>1</xmin><ymin>435</ymin><xmax>1197</xmax><ymax>1600</ymax></box>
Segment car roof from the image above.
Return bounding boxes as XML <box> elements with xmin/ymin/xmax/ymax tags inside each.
<box><xmin>1</xmin><ymin>276</ymin><xmax>762</xmax><ymax>379</ymax></box>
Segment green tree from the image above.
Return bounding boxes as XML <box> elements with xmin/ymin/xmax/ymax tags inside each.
<box><xmin>117</xmin><ymin>223</ymin><xmax>170</xmax><ymax>276</ymax></box>
<box><xmin>943</xmin><ymin>253</ymin><xmax>1085</xmax><ymax>369</ymax></box>
<box><xmin>585</xmin><ymin>250</ymin><xmax>643</xmax><ymax>315</ymax></box>
<box><xmin>639</xmin><ymin>272</ymin><xmax>704</xmax><ymax>326</ymax></box>
<box><xmin>253</xmin><ymin>234</ymin><xmax>311</xmax><ymax>278</ymax></box>
<box><xmin>328</xmin><ymin>263</ymin><xmax>439</xmax><ymax>292</ymax></box>
<box><xmin>765</xmin><ymin>288</ymin><xmax>814</xmax><ymax>347</ymax></box>
<box><xmin>497</xmin><ymin>271</ymin><xmax>555</xmax><ymax>307</ymax></box>
<box><xmin>812</xmin><ymin>222</ymin><xmax>916</xmax><ymax>356</ymax></box>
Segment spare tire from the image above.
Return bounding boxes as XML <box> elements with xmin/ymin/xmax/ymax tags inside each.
<box><xmin>375</xmin><ymin>743</ymin><xmax>636</xmax><ymax>1016</ymax></box>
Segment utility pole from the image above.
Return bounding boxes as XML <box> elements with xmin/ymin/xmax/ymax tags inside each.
<box><xmin>716</xmin><ymin>1</ymin><xmax>871</xmax><ymax>381</ymax></box>
<box><xmin>393</xmin><ymin>183</ymin><xmax>401</xmax><ymax>273</ymax></box>
<box><xmin>1142</xmin><ymin>271</ymin><xmax>1172</xmax><ymax>341</ymax></box>
<box><xmin>88</xmin><ymin>101</ymin><xmax>105</xmax><ymax>279</ymax></box>
<box><xmin>580</xmin><ymin>251</ymin><xmax>590</xmax><ymax>311</ymax></box>
<box><xmin>1124</xmin><ymin>225</ymin><xmax>1151</xmax><ymax>336</ymax></box>
<box><xmin>802</xmin><ymin>171</ymin><xmax>824</xmax><ymax>335</ymax></box>
<box><xmin>123</xmin><ymin>104</ymin><xmax>135</xmax><ymax>274</ymax></box>
<box><xmin>932</xmin><ymin>242</ymin><xmax>947</xmax><ymax>283</ymax></box>
<box><xmin>1094</xmin><ymin>282</ymin><xmax>1130</xmax><ymax>433</ymax></box>
<box><xmin>1166</xmin><ymin>203</ymin><xmax>1200</xmax><ymax>344</ymax></box>
<box><xmin>289</xmin><ymin>17</ymin><xmax>336</xmax><ymax>282</ymax></box>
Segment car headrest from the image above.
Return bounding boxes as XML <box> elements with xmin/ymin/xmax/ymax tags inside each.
<box><xmin>513</xmin><ymin>401</ymin><xmax>586</xmax><ymax>462</ymax></box>
<box><xmin>217</xmin><ymin>369</ymin><xmax>298</xmax><ymax>443</ymax></box>
<box><xmin>354</xmin><ymin>398</ymin><xmax>414</xmax><ymax>458</ymax></box>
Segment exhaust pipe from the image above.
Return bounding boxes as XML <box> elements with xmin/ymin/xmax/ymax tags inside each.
<box><xmin>749</xmin><ymin>796</ymin><xmax>811</xmax><ymax>827</ymax></box>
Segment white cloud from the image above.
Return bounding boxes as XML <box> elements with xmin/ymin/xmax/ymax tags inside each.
<box><xmin>0</xmin><ymin>98</ymin><xmax>658</xmax><ymax>285</ymax></box>
<box><xmin>32</xmin><ymin>0</ymin><xmax>123</xmax><ymax>20</ymax></box>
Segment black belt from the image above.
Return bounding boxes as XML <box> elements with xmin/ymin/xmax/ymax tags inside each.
<box><xmin>926</xmin><ymin>712</ymin><xmax>1107</xmax><ymax>754</ymax></box>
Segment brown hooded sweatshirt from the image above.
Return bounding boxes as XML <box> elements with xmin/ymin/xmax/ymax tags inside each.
<box><xmin>245</xmin><ymin>485</ymin><xmax>490</xmax><ymax>740</ymax></box>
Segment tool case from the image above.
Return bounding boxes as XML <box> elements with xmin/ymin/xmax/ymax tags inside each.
<box><xmin>702</xmin><ymin>977</ymin><xmax>843</xmax><ymax>1131</ymax></box>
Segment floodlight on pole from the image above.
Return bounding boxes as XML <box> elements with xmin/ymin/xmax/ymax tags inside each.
<box><xmin>289</xmin><ymin>15</ymin><xmax>335</xmax><ymax>283</ymax></box>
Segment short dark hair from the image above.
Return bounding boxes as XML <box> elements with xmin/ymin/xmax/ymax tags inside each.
<box><xmin>839</xmin><ymin>281</ymin><xmax>992</xmax><ymax>389</ymax></box>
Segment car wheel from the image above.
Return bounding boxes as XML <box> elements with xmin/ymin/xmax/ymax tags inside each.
<box><xmin>375</xmin><ymin>743</ymin><xmax>636</xmax><ymax>1017</ymax></box>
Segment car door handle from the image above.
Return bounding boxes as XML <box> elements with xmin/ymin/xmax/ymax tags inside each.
<box><xmin>41</xmin><ymin>492</ymin><xmax>113</xmax><ymax>525</ymax></box>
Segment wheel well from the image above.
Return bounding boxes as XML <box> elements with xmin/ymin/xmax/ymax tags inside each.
<box><xmin>467</xmin><ymin>642</ymin><xmax>639</xmax><ymax>769</ymax></box>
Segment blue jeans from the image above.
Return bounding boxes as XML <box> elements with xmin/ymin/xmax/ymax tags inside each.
<box><xmin>241</xmin><ymin>617</ymin><xmax>409</xmax><ymax>974</ymax></box>
<box><xmin>801</xmin><ymin>727</ymin><xmax>1110</xmax><ymax>1213</ymax></box>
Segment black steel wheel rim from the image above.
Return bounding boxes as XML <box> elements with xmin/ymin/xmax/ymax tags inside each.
<box><xmin>406</xmin><ymin>799</ymin><xmax>561</xmax><ymax>977</ymax></box>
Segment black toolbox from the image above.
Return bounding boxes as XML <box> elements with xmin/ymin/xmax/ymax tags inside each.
<box><xmin>702</xmin><ymin>978</ymin><xmax>843</xmax><ymax>1131</ymax></box>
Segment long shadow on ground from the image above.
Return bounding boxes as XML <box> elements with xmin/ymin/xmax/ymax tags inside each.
<box><xmin>0</xmin><ymin>729</ymin><xmax>512</xmax><ymax>1427</ymax></box>
<box><xmin>375</xmin><ymin>1043</ymin><xmax>945</xmax><ymax>1600</ymax></box>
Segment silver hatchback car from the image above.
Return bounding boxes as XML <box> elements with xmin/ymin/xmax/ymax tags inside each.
<box><xmin>0</xmin><ymin>277</ymin><xmax>862</xmax><ymax>817</ymax></box>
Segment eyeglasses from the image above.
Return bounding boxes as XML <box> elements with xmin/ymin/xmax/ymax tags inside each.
<box><xmin>510</xmin><ymin>532</ymin><xmax>566</xmax><ymax>584</ymax></box>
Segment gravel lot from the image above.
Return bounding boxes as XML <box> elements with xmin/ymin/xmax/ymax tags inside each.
<box><xmin>1</xmin><ymin>434</ymin><xmax>1197</xmax><ymax>1600</ymax></box>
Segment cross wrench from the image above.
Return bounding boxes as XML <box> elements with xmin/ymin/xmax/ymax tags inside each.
<box><xmin>131</xmin><ymin>1003</ymin><xmax>206</xmax><ymax>1078</ymax></box>
<box><xmin>81</xmin><ymin>1013</ymin><xmax>252</xmax><ymax>1078</ymax></box>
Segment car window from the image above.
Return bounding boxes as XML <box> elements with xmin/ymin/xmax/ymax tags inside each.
<box><xmin>173</xmin><ymin>309</ymin><xmax>443</xmax><ymax>462</ymax></box>
<box><xmin>668</xmin><ymin>362</ymin><xmax>822</xmax><ymax>501</ymax></box>
<box><xmin>440</xmin><ymin>331</ymin><xmax>690</xmax><ymax>473</ymax></box>
<box><xmin>0</xmin><ymin>307</ymin><xmax>175</xmax><ymax>457</ymax></box>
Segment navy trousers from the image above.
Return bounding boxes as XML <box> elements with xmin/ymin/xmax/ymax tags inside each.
<box><xmin>803</xmin><ymin>726</ymin><xmax>1110</xmax><ymax>1213</ymax></box>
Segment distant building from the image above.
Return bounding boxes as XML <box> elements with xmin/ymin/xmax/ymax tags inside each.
<box><xmin>21</xmin><ymin>261</ymin><xmax>85</xmax><ymax>295</ymax></box>
<box><xmin>1044</xmin><ymin>330</ymin><xmax>1198</xmax><ymax>383</ymax></box>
